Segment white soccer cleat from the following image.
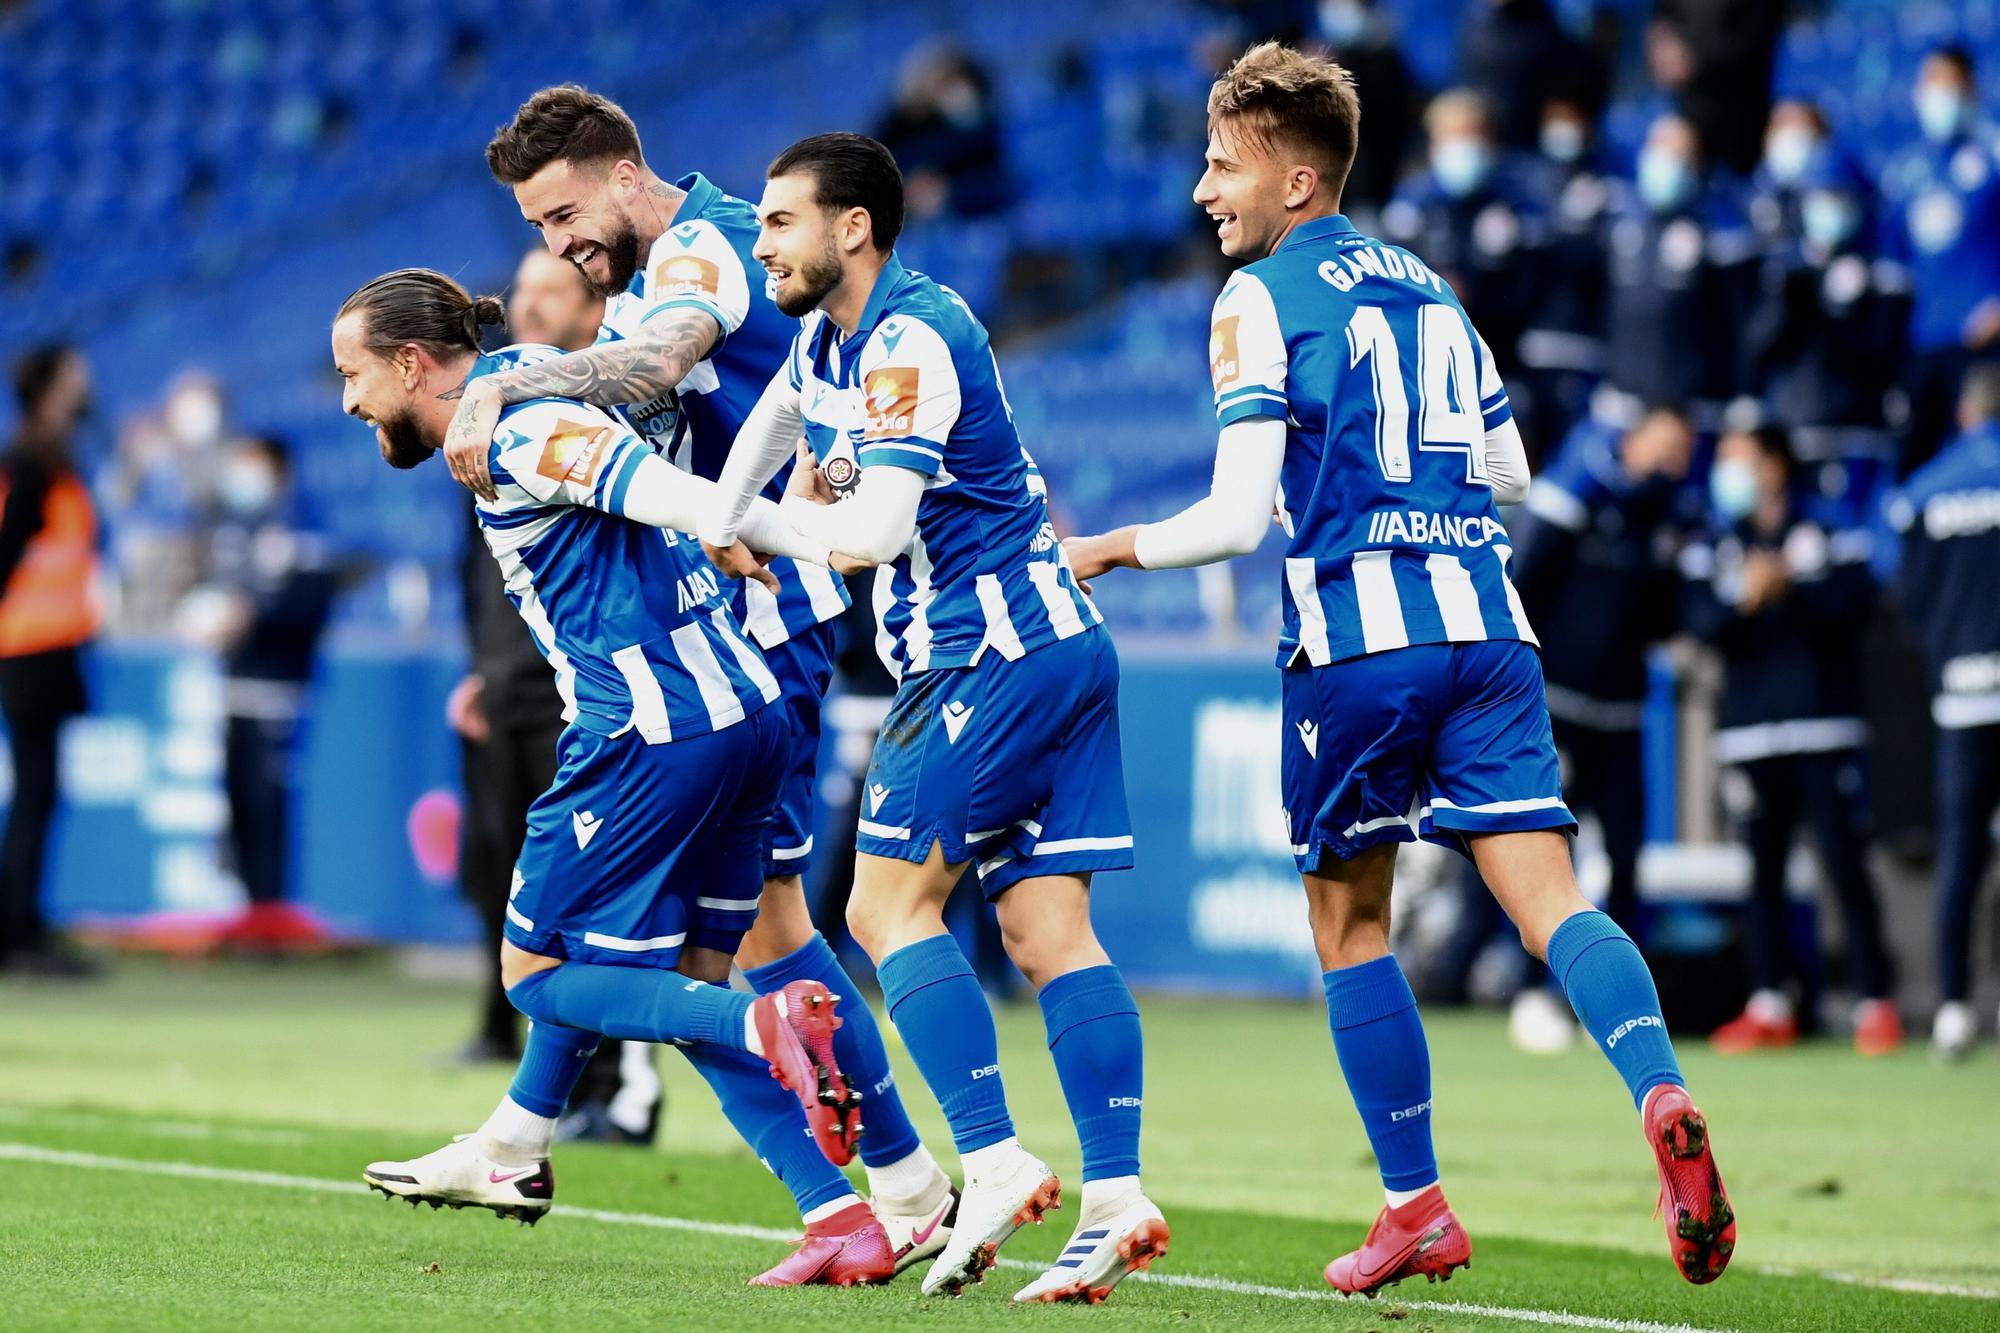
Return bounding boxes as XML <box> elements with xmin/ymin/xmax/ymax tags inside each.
<box><xmin>1012</xmin><ymin>1194</ymin><xmax>1170</xmax><ymax>1305</ymax></box>
<box><xmin>1933</xmin><ymin>1001</ymin><xmax>1977</xmax><ymax>1061</ymax></box>
<box><xmin>876</xmin><ymin>1180</ymin><xmax>959</xmax><ymax>1275</ymax></box>
<box><xmin>919</xmin><ymin>1145</ymin><xmax>1061</xmax><ymax>1297</ymax></box>
<box><xmin>362</xmin><ymin>1134</ymin><xmax>554</xmax><ymax>1225</ymax></box>
<box><xmin>1508</xmin><ymin>987</ymin><xmax>1577</xmax><ymax>1055</ymax></box>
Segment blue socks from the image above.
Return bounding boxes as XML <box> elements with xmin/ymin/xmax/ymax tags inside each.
<box><xmin>1546</xmin><ymin>910</ymin><xmax>1683</xmax><ymax>1109</ymax></box>
<box><xmin>507</xmin><ymin>962</ymin><xmax>753</xmax><ymax>1047</ymax></box>
<box><xmin>506</xmin><ymin>1022</ymin><xmax>599</xmax><ymax>1117</ymax></box>
<box><xmin>742</xmin><ymin>932</ymin><xmax>922</xmax><ymax>1168</ymax></box>
<box><xmin>877</xmin><ymin>933</ymin><xmax>1014</xmax><ymax>1154</ymax></box>
<box><xmin>678</xmin><ymin>1037</ymin><xmax>855</xmax><ymax>1217</ymax></box>
<box><xmin>1323</xmin><ymin>955</ymin><xmax>1438</xmax><ymax>1192</ymax></box>
<box><xmin>1038</xmin><ymin>965</ymin><xmax>1143</xmax><ymax>1182</ymax></box>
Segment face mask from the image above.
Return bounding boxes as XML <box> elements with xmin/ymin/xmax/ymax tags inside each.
<box><xmin>218</xmin><ymin>459</ymin><xmax>278</xmax><ymax>516</ymax></box>
<box><xmin>1319</xmin><ymin>0</ymin><xmax>1368</xmax><ymax>45</ymax></box>
<box><xmin>1916</xmin><ymin>85</ymin><xmax>1969</xmax><ymax>143</ymax></box>
<box><xmin>1432</xmin><ymin>138</ymin><xmax>1492</xmax><ymax>198</ymax></box>
<box><xmin>1540</xmin><ymin>119</ymin><xmax>1587</xmax><ymax>164</ymax></box>
<box><xmin>1763</xmin><ymin>124</ymin><xmax>1819</xmax><ymax>186</ymax></box>
<box><xmin>1801</xmin><ymin>192</ymin><xmax>1860</xmax><ymax>249</ymax></box>
<box><xmin>1710</xmin><ymin>459</ymin><xmax>1759</xmax><ymax>522</ymax></box>
<box><xmin>166</xmin><ymin>387</ymin><xmax>224</xmax><ymax>448</ymax></box>
<box><xmin>1637</xmin><ymin>148</ymin><xmax>1695</xmax><ymax>212</ymax></box>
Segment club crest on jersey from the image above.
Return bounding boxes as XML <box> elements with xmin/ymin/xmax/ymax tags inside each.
<box><xmin>823</xmin><ymin>453</ymin><xmax>859</xmax><ymax>496</ymax></box>
<box><xmin>863</xmin><ymin>366</ymin><xmax>920</xmax><ymax>439</ymax></box>
<box><xmin>536</xmin><ymin>419</ymin><xmax>615</xmax><ymax>487</ymax></box>
<box><xmin>652</xmin><ymin>253</ymin><xmax>720</xmax><ymax>298</ymax></box>
<box><xmin>1210</xmin><ymin>314</ymin><xmax>1241</xmax><ymax>388</ymax></box>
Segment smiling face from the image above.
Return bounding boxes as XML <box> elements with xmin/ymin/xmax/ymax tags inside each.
<box><xmin>512</xmin><ymin>157</ymin><xmax>647</xmax><ymax>298</ymax></box>
<box><xmin>753</xmin><ymin>172</ymin><xmax>848</xmax><ymax>318</ymax></box>
<box><xmin>1193</xmin><ymin>118</ymin><xmax>1310</xmax><ymax>261</ymax></box>
<box><xmin>331</xmin><ymin>312</ymin><xmax>437</xmax><ymax>469</ymax></box>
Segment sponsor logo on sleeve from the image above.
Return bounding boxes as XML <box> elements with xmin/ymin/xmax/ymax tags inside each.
<box><xmin>1210</xmin><ymin>315</ymin><xmax>1241</xmax><ymax>389</ymax></box>
<box><xmin>863</xmin><ymin>366</ymin><xmax>920</xmax><ymax>439</ymax></box>
<box><xmin>652</xmin><ymin>253</ymin><xmax>721</xmax><ymax>299</ymax></box>
<box><xmin>536</xmin><ymin>419</ymin><xmax>616</xmax><ymax>486</ymax></box>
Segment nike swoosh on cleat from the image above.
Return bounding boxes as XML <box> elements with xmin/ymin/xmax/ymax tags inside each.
<box><xmin>909</xmin><ymin>1204</ymin><xmax>949</xmax><ymax>1248</ymax></box>
<box><xmin>488</xmin><ymin>1167</ymin><xmax>535</xmax><ymax>1184</ymax></box>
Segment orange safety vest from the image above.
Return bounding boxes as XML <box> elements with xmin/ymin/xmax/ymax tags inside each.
<box><xmin>0</xmin><ymin>468</ymin><xmax>100</xmax><ymax>657</ymax></box>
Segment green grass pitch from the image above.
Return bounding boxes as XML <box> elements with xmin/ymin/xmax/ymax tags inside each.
<box><xmin>0</xmin><ymin>959</ymin><xmax>1995</xmax><ymax>1330</ymax></box>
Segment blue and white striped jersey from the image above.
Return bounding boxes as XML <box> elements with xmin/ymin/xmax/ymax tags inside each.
<box><xmin>1214</xmin><ymin>214</ymin><xmax>1536</xmax><ymax>668</ymax></box>
<box><xmin>471</xmin><ymin>345</ymin><xmax>779</xmax><ymax>743</ymax></box>
<box><xmin>790</xmin><ymin>255</ymin><xmax>1100</xmax><ymax>677</ymax></box>
<box><xmin>597</xmin><ymin>171</ymin><xmax>849</xmax><ymax>648</ymax></box>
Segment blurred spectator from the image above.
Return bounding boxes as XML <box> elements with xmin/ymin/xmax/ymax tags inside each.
<box><xmin>1380</xmin><ymin>91</ymin><xmax>1548</xmax><ymax>403</ymax></box>
<box><xmin>1649</xmin><ymin>2</ymin><xmax>1786</xmax><ymax>177</ymax></box>
<box><xmin>1745</xmin><ymin>152</ymin><xmax>1909</xmax><ymax>466</ymax></box>
<box><xmin>1458</xmin><ymin>0</ymin><xmax>1605</xmax><ymax>153</ymax></box>
<box><xmin>451</xmin><ymin>246</ymin><xmax>601</xmax><ymax>1066</ymax></box>
<box><xmin>1880</xmin><ymin>45</ymin><xmax>2000</xmax><ymax>475</ymax></box>
<box><xmin>1311</xmin><ymin>0</ymin><xmax>1422</xmax><ymax>219</ymax></box>
<box><xmin>1680</xmin><ymin>425</ymin><xmax>1900</xmax><ymax>1056</ymax></box>
<box><xmin>1602</xmin><ymin>113</ymin><xmax>1758</xmax><ymax>420</ymax></box>
<box><xmin>1886</xmin><ymin>363</ymin><xmax>2000</xmax><ymax>1060</ymax></box>
<box><xmin>1745</xmin><ymin>99</ymin><xmax>1831</xmax><ymax>261</ymax></box>
<box><xmin>1518</xmin><ymin>96</ymin><xmax>1614</xmax><ymax>458</ymax></box>
<box><xmin>874</xmin><ymin>42</ymin><xmax>1009</xmax><ymax>222</ymax></box>
<box><xmin>99</xmin><ymin>372</ymin><xmax>227</xmax><ymax>632</ymax></box>
<box><xmin>180</xmin><ymin>435</ymin><xmax>344</xmax><ymax>952</ymax></box>
<box><xmin>0</xmin><ymin>344</ymin><xmax>101</xmax><ymax>977</ymax></box>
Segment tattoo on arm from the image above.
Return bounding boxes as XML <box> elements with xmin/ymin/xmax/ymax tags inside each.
<box><xmin>487</xmin><ymin>308</ymin><xmax>721</xmax><ymax>409</ymax></box>
<box><xmin>436</xmin><ymin>387</ymin><xmax>463</xmax><ymax>401</ymax></box>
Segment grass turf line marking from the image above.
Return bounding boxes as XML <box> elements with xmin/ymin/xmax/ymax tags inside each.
<box><xmin>6</xmin><ymin>1141</ymin><xmax>1987</xmax><ymax>1325</ymax></box>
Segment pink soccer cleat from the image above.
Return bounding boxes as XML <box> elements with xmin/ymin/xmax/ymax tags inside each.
<box><xmin>1324</xmin><ymin>1185</ymin><xmax>1471</xmax><ymax>1297</ymax></box>
<box><xmin>749</xmin><ymin>979</ymin><xmax>862</xmax><ymax>1165</ymax></box>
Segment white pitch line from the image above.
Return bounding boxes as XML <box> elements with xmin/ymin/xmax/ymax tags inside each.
<box><xmin>6</xmin><ymin>1141</ymin><xmax>1992</xmax><ymax>1325</ymax></box>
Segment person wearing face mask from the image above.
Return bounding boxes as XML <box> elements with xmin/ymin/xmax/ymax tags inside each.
<box><xmin>185</xmin><ymin>435</ymin><xmax>345</xmax><ymax>953</ymax></box>
<box><xmin>1381</xmin><ymin>90</ymin><xmax>1550</xmax><ymax>434</ymax></box>
<box><xmin>1680</xmin><ymin>425</ymin><xmax>1900</xmax><ymax>1057</ymax></box>
<box><xmin>1746</xmin><ymin>100</ymin><xmax>1830</xmax><ymax>260</ymax></box>
<box><xmin>1744</xmin><ymin>153</ymin><xmax>1910</xmax><ymax>470</ymax></box>
<box><xmin>0</xmin><ymin>344</ymin><xmax>101</xmax><ymax>977</ymax></box>
<box><xmin>1602</xmin><ymin>114</ymin><xmax>1760</xmax><ymax>424</ymax></box>
<box><xmin>1310</xmin><ymin>0</ymin><xmax>1422</xmax><ymax>221</ymax></box>
<box><xmin>872</xmin><ymin>42</ymin><xmax>1008</xmax><ymax>222</ymax></box>
<box><xmin>1518</xmin><ymin>97</ymin><xmax>1614</xmax><ymax>457</ymax></box>
<box><xmin>1881</xmin><ymin>44</ymin><xmax>2000</xmax><ymax>474</ymax></box>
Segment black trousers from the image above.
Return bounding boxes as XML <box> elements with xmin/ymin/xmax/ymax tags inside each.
<box><xmin>0</xmin><ymin>648</ymin><xmax>84</xmax><ymax>958</ymax></box>
<box><xmin>1555</xmin><ymin>718</ymin><xmax>1646</xmax><ymax>935</ymax></box>
<box><xmin>1733</xmin><ymin>748</ymin><xmax>1892</xmax><ymax>1001</ymax></box>
<box><xmin>1902</xmin><ymin>346</ymin><xmax>1973</xmax><ymax>477</ymax></box>
<box><xmin>460</xmin><ymin>713</ymin><xmax>565</xmax><ymax>1051</ymax></box>
<box><xmin>225</xmin><ymin>712</ymin><xmax>301</xmax><ymax>904</ymax></box>
<box><xmin>1934</xmin><ymin>723</ymin><xmax>2000</xmax><ymax>1003</ymax></box>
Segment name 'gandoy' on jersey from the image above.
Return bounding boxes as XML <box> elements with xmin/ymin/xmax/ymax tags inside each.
<box><xmin>470</xmin><ymin>344</ymin><xmax>778</xmax><ymax>744</ymax></box>
<box><xmin>789</xmin><ymin>254</ymin><xmax>1100</xmax><ymax>678</ymax></box>
<box><xmin>1214</xmin><ymin>214</ymin><xmax>1536</xmax><ymax>667</ymax></box>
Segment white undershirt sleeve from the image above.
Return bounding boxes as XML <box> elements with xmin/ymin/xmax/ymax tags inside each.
<box><xmin>615</xmin><ymin>452</ymin><xmax>828</xmax><ymax>565</ymax></box>
<box><xmin>700</xmin><ymin>369</ymin><xmax>806</xmax><ymax>548</ymax></box>
<box><xmin>780</xmin><ymin>465</ymin><xmax>927</xmax><ymax>566</ymax></box>
<box><xmin>1483</xmin><ymin>416</ymin><xmax>1531</xmax><ymax>506</ymax></box>
<box><xmin>1131</xmin><ymin>417</ymin><xmax>1287</xmax><ymax>569</ymax></box>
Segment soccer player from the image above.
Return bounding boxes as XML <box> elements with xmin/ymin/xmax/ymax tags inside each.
<box><xmin>1060</xmin><ymin>44</ymin><xmax>1735</xmax><ymax>1293</ymax></box>
<box><xmin>426</xmin><ymin>87</ymin><xmax>958</xmax><ymax>1274</ymax></box>
<box><xmin>700</xmin><ymin>133</ymin><xmax>1168</xmax><ymax>1304</ymax></box>
<box><xmin>336</xmin><ymin>269</ymin><xmax>894</xmax><ymax>1285</ymax></box>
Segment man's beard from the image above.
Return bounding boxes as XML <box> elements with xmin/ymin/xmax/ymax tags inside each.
<box><xmin>773</xmin><ymin>237</ymin><xmax>843</xmax><ymax>318</ymax></box>
<box><xmin>583</xmin><ymin>218</ymin><xmax>646</xmax><ymax>297</ymax></box>
<box><xmin>378</xmin><ymin>409</ymin><xmax>436</xmax><ymax>470</ymax></box>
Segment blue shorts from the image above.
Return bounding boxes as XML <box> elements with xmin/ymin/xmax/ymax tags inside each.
<box><xmin>857</xmin><ymin>626</ymin><xmax>1133</xmax><ymax>898</ymax></box>
<box><xmin>1282</xmin><ymin>639</ymin><xmax>1574</xmax><ymax>871</ymax></box>
<box><xmin>506</xmin><ymin>705</ymin><xmax>785</xmax><ymax>968</ymax></box>
<box><xmin>761</xmin><ymin>622</ymin><xmax>835</xmax><ymax>881</ymax></box>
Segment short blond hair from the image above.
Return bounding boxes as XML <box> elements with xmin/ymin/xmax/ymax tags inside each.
<box><xmin>1207</xmin><ymin>42</ymin><xmax>1361</xmax><ymax>196</ymax></box>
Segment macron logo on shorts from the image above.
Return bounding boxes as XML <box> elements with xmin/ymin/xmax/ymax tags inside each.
<box><xmin>1296</xmin><ymin>720</ymin><xmax>1319</xmax><ymax>758</ymax></box>
<box><xmin>868</xmin><ymin>784</ymin><xmax>891</xmax><ymax>816</ymax></box>
<box><xmin>572</xmin><ymin>810</ymin><xmax>604</xmax><ymax>850</ymax></box>
<box><xmin>941</xmin><ymin>700</ymin><xmax>975</xmax><ymax>744</ymax></box>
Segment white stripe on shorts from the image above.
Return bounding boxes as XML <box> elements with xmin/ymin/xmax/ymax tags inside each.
<box><xmin>505</xmin><ymin>901</ymin><xmax>535</xmax><ymax>932</ymax></box>
<box><xmin>582</xmin><ymin>930</ymin><xmax>688</xmax><ymax>953</ymax></box>
<box><xmin>769</xmin><ymin>836</ymin><xmax>813</xmax><ymax>862</ymax></box>
<box><xmin>1028</xmin><ymin>834</ymin><xmax>1134</xmax><ymax>855</ymax></box>
<box><xmin>693</xmin><ymin>896</ymin><xmax>758</xmax><ymax>912</ymax></box>
<box><xmin>857</xmin><ymin>819</ymin><xmax>911</xmax><ymax>841</ymax></box>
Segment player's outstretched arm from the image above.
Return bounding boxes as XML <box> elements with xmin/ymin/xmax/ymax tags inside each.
<box><xmin>612</xmin><ymin>452</ymin><xmax>824</xmax><ymax>594</ymax></box>
<box><xmin>779</xmin><ymin>460</ymin><xmax>925</xmax><ymax>567</ymax></box>
<box><xmin>442</xmin><ymin>308</ymin><xmax>725</xmax><ymax>501</ymax></box>
<box><xmin>1064</xmin><ymin>417</ymin><xmax>1286</xmax><ymax>583</ymax></box>
<box><xmin>699</xmin><ymin>369</ymin><xmax>811</xmax><ymax>584</ymax></box>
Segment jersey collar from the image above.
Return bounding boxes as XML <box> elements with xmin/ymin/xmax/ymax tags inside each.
<box><xmin>851</xmin><ymin>252</ymin><xmax>910</xmax><ymax>337</ymax></box>
<box><xmin>672</xmin><ymin>171</ymin><xmax>723</xmax><ymax>221</ymax></box>
<box><xmin>1276</xmin><ymin>213</ymin><xmax>1358</xmax><ymax>252</ymax></box>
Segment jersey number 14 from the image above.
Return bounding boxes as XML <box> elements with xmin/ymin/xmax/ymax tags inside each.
<box><xmin>1345</xmin><ymin>304</ymin><xmax>1488</xmax><ymax>486</ymax></box>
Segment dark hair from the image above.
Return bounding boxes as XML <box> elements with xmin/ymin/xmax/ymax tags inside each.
<box><xmin>487</xmin><ymin>85</ymin><xmax>645</xmax><ymax>185</ymax></box>
<box><xmin>13</xmin><ymin>341</ymin><xmax>78</xmax><ymax>416</ymax></box>
<box><xmin>239</xmin><ymin>432</ymin><xmax>293</xmax><ymax>477</ymax></box>
<box><xmin>1208</xmin><ymin>42</ymin><xmax>1362</xmax><ymax>202</ymax></box>
<box><xmin>767</xmin><ymin>132</ymin><xmax>905</xmax><ymax>253</ymax></box>
<box><xmin>1740</xmin><ymin>422</ymin><xmax>1796</xmax><ymax>475</ymax></box>
<box><xmin>336</xmin><ymin>269</ymin><xmax>505</xmax><ymax>359</ymax></box>
<box><xmin>1929</xmin><ymin>42</ymin><xmax>1976</xmax><ymax>82</ymax></box>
